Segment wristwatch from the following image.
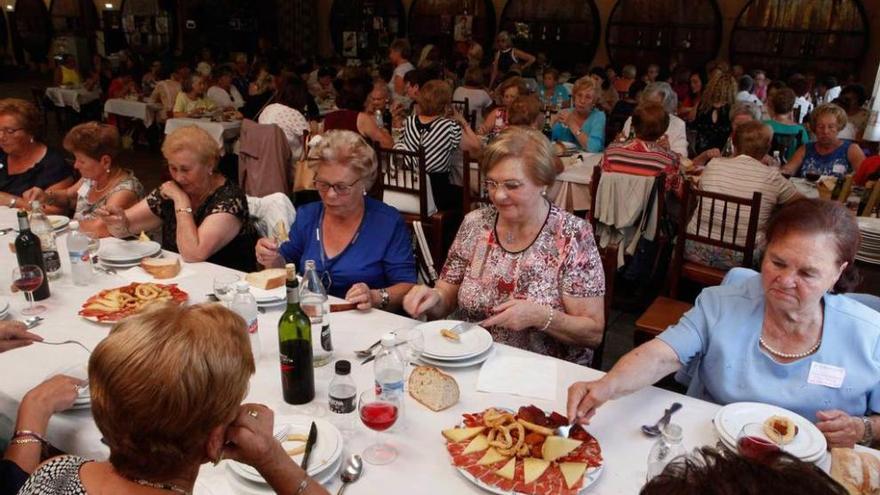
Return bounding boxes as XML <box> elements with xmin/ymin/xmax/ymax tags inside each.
<box><xmin>175</xmin><ymin>207</ymin><xmax>193</xmax><ymax>214</ymax></box>
<box><xmin>860</xmin><ymin>416</ymin><xmax>874</xmax><ymax>446</ymax></box>
<box><xmin>378</xmin><ymin>288</ymin><xmax>390</xmax><ymax>309</ymax></box>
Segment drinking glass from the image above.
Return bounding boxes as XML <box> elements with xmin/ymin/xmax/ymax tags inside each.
<box><xmin>213</xmin><ymin>273</ymin><xmax>240</xmax><ymax>304</ymax></box>
<box><xmin>804</xmin><ymin>165</ymin><xmax>821</xmax><ymax>183</ymax></box>
<box><xmin>736</xmin><ymin>422</ymin><xmax>781</xmax><ymax>461</ymax></box>
<box><xmin>358</xmin><ymin>390</ymin><xmax>400</xmax><ymax>465</ymax></box>
<box><xmin>399</xmin><ymin>327</ymin><xmax>424</xmax><ymax>375</ymax></box>
<box><xmin>12</xmin><ymin>265</ymin><xmax>46</xmax><ymax>315</ymax></box>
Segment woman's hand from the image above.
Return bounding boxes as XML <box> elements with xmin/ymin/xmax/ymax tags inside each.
<box><xmin>255</xmin><ymin>238</ymin><xmax>284</xmax><ymax>268</ymax></box>
<box><xmin>95</xmin><ymin>205</ymin><xmax>130</xmax><ymax>237</ymax></box>
<box><xmin>403</xmin><ymin>285</ymin><xmax>442</xmax><ymax>318</ymax></box>
<box><xmin>566</xmin><ymin>379</ymin><xmax>613</xmax><ymax>425</ymax></box>
<box><xmin>817</xmin><ymin>410</ymin><xmax>865</xmax><ymax>448</ymax></box>
<box><xmin>481</xmin><ymin>299</ymin><xmax>548</xmax><ymax>331</ymax></box>
<box><xmin>22</xmin><ymin>374</ymin><xmax>85</xmax><ymax>418</ymax></box>
<box><xmin>223</xmin><ymin>403</ymin><xmax>286</xmax><ymax>473</ymax></box>
<box><xmin>21</xmin><ymin>187</ymin><xmax>47</xmax><ymax>206</ymax></box>
<box><xmin>0</xmin><ymin>320</ymin><xmax>43</xmax><ymax>353</ymax></box>
<box><xmin>159</xmin><ymin>181</ymin><xmax>189</xmax><ymax>206</ymax></box>
<box><xmin>346</xmin><ymin>283</ymin><xmax>375</xmax><ymax>310</ymax></box>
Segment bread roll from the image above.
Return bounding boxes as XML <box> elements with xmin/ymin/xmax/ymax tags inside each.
<box><xmin>763</xmin><ymin>415</ymin><xmax>796</xmax><ymax>445</ymax></box>
<box><xmin>408</xmin><ymin>366</ymin><xmax>459</xmax><ymax>412</ymax></box>
<box><xmin>245</xmin><ymin>268</ymin><xmax>287</xmax><ymax>290</ymax></box>
<box><xmin>140</xmin><ymin>257</ymin><xmax>181</xmax><ymax>279</ymax></box>
<box><xmin>831</xmin><ymin>448</ymin><xmax>880</xmax><ymax>495</ymax></box>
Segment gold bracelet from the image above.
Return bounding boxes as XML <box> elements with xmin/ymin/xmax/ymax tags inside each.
<box><xmin>10</xmin><ymin>437</ymin><xmax>42</xmax><ymax>446</ymax></box>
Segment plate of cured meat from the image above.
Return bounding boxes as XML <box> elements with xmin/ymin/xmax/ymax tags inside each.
<box><xmin>78</xmin><ymin>282</ymin><xmax>188</xmax><ymax>323</ymax></box>
<box><xmin>442</xmin><ymin>405</ymin><xmax>603</xmax><ymax>495</ymax></box>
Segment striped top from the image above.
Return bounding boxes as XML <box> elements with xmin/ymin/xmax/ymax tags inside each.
<box><xmin>602</xmin><ymin>138</ymin><xmax>682</xmax><ymax>195</ymax></box>
<box><xmin>397</xmin><ymin>115</ymin><xmax>462</xmax><ymax>174</ymax></box>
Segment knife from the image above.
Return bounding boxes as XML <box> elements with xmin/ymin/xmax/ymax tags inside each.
<box><xmin>300</xmin><ymin>422</ymin><xmax>318</xmax><ymax>472</ymax></box>
<box><xmin>449</xmin><ymin>321</ymin><xmax>477</xmax><ymax>335</ymax></box>
<box><xmin>360</xmin><ymin>341</ymin><xmax>408</xmax><ymax>365</ymax></box>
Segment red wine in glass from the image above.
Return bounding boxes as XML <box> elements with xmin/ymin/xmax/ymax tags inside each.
<box><xmin>12</xmin><ymin>265</ymin><xmax>46</xmax><ymax>315</ymax></box>
<box><xmin>360</xmin><ymin>402</ymin><xmax>399</xmax><ymax>431</ymax></box>
<box><xmin>358</xmin><ymin>391</ymin><xmax>400</xmax><ymax>465</ymax></box>
<box><xmin>737</xmin><ymin>435</ymin><xmax>780</xmax><ymax>459</ymax></box>
<box><xmin>14</xmin><ymin>277</ymin><xmax>43</xmax><ymax>293</ymax></box>
<box><xmin>805</xmin><ymin>171</ymin><xmax>821</xmax><ymax>183</ymax></box>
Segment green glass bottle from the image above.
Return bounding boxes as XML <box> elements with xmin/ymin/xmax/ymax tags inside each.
<box><xmin>278</xmin><ymin>263</ymin><xmax>315</xmax><ymax>404</ymax></box>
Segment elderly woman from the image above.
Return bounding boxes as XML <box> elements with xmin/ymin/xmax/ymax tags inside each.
<box><xmin>256</xmin><ymin>130</ymin><xmax>416</xmax><ymax>309</ymax></box>
<box><xmin>569</xmin><ymin>199</ymin><xmax>880</xmax><ymax>448</ymax></box>
<box><xmin>620</xmin><ymin>82</ymin><xmax>688</xmax><ymax>159</ymax></box>
<box><xmin>207</xmin><ymin>66</ymin><xmax>246</xmax><ymax>110</ymax></box>
<box><xmin>764</xmin><ymin>87</ymin><xmax>810</xmax><ymax>162</ymax></box>
<box><xmin>550</xmin><ymin>77</ymin><xmax>606</xmax><ymax>152</ymax></box>
<box><xmin>538</xmin><ymin>68</ymin><xmax>570</xmax><ymax>110</ymax></box>
<box><xmin>784</xmin><ymin>104</ymin><xmax>865</xmax><ymax>179</ymax></box>
<box><xmin>404</xmin><ymin>127</ymin><xmax>605</xmax><ymax>365</ymax></box>
<box><xmin>691</xmin><ymin>101</ymin><xmax>764</xmax><ymax>168</ymax></box>
<box><xmin>150</xmin><ymin>63</ymin><xmax>190</xmax><ymax>123</ymax></box>
<box><xmin>323</xmin><ymin>73</ymin><xmax>393</xmax><ymax>149</ymax></box>
<box><xmin>98</xmin><ymin>126</ymin><xmax>257</xmax><ymax>271</ymax></box>
<box><xmin>17</xmin><ymin>304</ymin><xmax>328</xmax><ymax>495</ymax></box>
<box><xmin>172</xmin><ymin>73</ymin><xmax>216</xmax><ymax>118</ymax></box>
<box><xmin>489</xmin><ymin>31</ymin><xmax>535</xmax><ymax>89</ymax></box>
<box><xmin>691</xmin><ymin>74</ymin><xmax>736</xmax><ymax>154</ymax></box>
<box><xmin>0</xmin><ymin>99</ymin><xmax>74</xmax><ymax>213</ymax></box>
<box><xmin>21</xmin><ymin>122</ymin><xmax>142</xmax><ymax>238</ymax></box>
<box><xmin>480</xmin><ymin>77</ymin><xmax>527</xmax><ymax>136</ymax></box>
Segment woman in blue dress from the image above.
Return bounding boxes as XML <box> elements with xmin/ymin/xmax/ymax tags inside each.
<box><xmin>550</xmin><ymin>77</ymin><xmax>605</xmax><ymax>153</ymax></box>
<box><xmin>784</xmin><ymin>103</ymin><xmax>865</xmax><ymax>179</ymax></box>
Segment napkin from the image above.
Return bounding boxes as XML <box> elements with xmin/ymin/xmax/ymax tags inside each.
<box><xmin>477</xmin><ymin>354</ymin><xmax>557</xmax><ymax>401</ymax></box>
<box><xmin>117</xmin><ymin>265</ymin><xmax>196</xmax><ymax>284</ymax></box>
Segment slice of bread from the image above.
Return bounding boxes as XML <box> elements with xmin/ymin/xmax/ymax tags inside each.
<box><xmin>140</xmin><ymin>257</ymin><xmax>181</xmax><ymax>279</ymax></box>
<box><xmin>408</xmin><ymin>366</ymin><xmax>459</xmax><ymax>412</ymax></box>
<box><xmin>245</xmin><ymin>268</ymin><xmax>287</xmax><ymax>290</ymax></box>
<box><xmin>831</xmin><ymin>448</ymin><xmax>880</xmax><ymax>495</ymax></box>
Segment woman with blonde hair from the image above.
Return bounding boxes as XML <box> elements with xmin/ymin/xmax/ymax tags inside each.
<box><xmin>18</xmin><ymin>303</ymin><xmax>329</xmax><ymax>495</ymax></box>
<box><xmin>550</xmin><ymin>77</ymin><xmax>606</xmax><ymax>152</ymax></box>
<box><xmin>691</xmin><ymin>73</ymin><xmax>737</xmax><ymax>154</ymax></box>
<box><xmin>98</xmin><ymin>126</ymin><xmax>257</xmax><ymax>271</ymax></box>
<box><xmin>784</xmin><ymin>103</ymin><xmax>865</xmax><ymax>179</ymax></box>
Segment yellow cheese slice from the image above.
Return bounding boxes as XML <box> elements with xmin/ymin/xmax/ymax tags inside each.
<box><xmin>442</xmin><ymin>426</ymin><xmax>485</xmax><ymax>442</ymax></box>
<box><xmin>541</xmin><ymin>436</ymin><xmax>583</xmax><ymax>462</ymax></box>
<box><xmin>558</xmin><ymin>462</ymin><xmax>588</xmax><ymax>489</ymax></box>
<box><xmin>523</xmin><ymin>457</ymin><xmax>550</xmax><ymax>484</ymax></box>
<box><xmin>477</xmin><ymin>447</ymin><xmax>508</xmax><ymax>466</ymax></box>
<box><xmin>496</xmin><ymin>458</ymin><xmax>516</xmax><ymax>480</ymax></box>
<box><xmin>462</xmin><ymin>434</ymin><xmax>489</xmax><ymax>454</ymax></box>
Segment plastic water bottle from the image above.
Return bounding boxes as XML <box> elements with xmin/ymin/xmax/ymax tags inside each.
<box><xmin>66</xmin><ymin>221</ymin><xmax>92</xmax><ymax>286</ymax></box>
<box><xmin>328</xmin><ymin>360</ymin><xmax>357</xmax><ymax>435</ymax></box>
<box><xmin>646</xmin><ymin>423</ymin><xmax>686</xmax><ymax>481</ymax></box>
<box><xmin>301</xmin><ymin>260</ymin><xmax>332</xmax><ymax>367</ymax></box>
<box><xmin>374</xmin><ymin>332</ymin><xmax>405</xmax><ymax>417</ymax></box>
<box><xmin>230</xmin><ymin>281</ymin><xmax>261</xmax><ymax>362</ymax></box>
<box><xmin>374</xmin><ymin>109</ymin><xmax>384</xmax><ymax>129</ymax></box>
<box><xmin>29</xmin><ymin>201</ymin><xmax>60</xmax><ymax>280</ymax></box>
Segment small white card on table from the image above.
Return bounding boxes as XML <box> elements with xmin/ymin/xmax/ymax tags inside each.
<box><xmin>477</xmin><ymin>354</ymin><xmax>557</xmax><ymax>401</ymax></box>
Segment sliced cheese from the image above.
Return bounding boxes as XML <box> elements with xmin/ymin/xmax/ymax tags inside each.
<box><xmin>462</xmin><ymin>434</ymin><xmax>489</xmax><ymax>454</ymax></box>
<box><xmin>477</xmin><ymin>447</ymin><xmax>508</xmax><ymax>466</ymax></box>
<box><xmin>558</xmin><ymin>462</ymin><xmax>588</xmax><ymax>489</ymax></box>
<box><xmin>496</xmin><ymin>458</ymin><xmax>516</xmax><ymax>480</ymax></box>
<box><xmin>523</xmin><ymin>457</ymin><xmax>550</xmax><ymax>484</ymax></box>
<box><xmin>541</xmin><ymin>435</ymin><xmax>583</xmax><ymax>462</ymax></box>
<box><xmin>442</xmin><ymin>426</ymin><xmax>485</xmax><ymax>442</ymax></box>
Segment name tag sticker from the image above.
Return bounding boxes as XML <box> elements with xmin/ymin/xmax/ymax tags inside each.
<box><xmin>807</xmin><ymin>362</ymin><xmax>846</xmax><ymax>388</ymax></box>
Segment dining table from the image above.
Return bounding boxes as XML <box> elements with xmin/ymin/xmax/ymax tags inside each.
<box><xmin>0</xmin><ymin>205</ymin><xmax>873</xmax><ymax>494</ymax></box>
<box><xmin>164</xmin><ymin>117</ymin><xmax>243</xmax><ymax>146</ymax></box>
<box><xmin>44</xmin><ymin>86</ymin><xmax>102</xmax><ymax>113</ymax></box>
<box><xmin>103</xmin><ymin>98</ymin><xmax>163</xmax><ymax>128</ymax></box>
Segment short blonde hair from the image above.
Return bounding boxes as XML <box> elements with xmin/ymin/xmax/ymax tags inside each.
<box><xmin>89</xmin><ymin>303</ymin><xmax>254</xmax><ymax>480</ymax></box>
<box><xmin>310</xmin><ymin>130</ymin><xmax>378</xmax><ymax>189</ymax></box>
<box><xmin>734</xmin><ymin>120</ymin><xmax>773</xmax><ymax>159</ymax></box>
<box><xmin>161</xmin><ymin>126</ymin><xmax>220</xmax><ymax>169</ymax></box>
<box><xmin>572</xmin><ymin>76</ymin><xmax>598</xmax><ymax>100</ymax></box>
<box><xmin>417</xmin><ymin>79</ymin><xmax>452</xmax><ymax>116</ymax></box>
<box><xmin>811</xmin><ymin>103</ymin><xmax>848</xmax><ymax>131</ymax></box>
<box><xmin>482</xmin><ymin>127</ymin><xmax>557</xmax><ymax>187</ymax></box>
<box><xmin>0</xmin><ymin>98</ymin><xmax>41</xmax><ymax>139</ymax></box>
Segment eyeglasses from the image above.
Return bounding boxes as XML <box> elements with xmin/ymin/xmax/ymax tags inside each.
<box><xmin>483</xmin><ymin>179</ymin><xmax>525</xmax><ymax>193</ymax></box>
<box><xmin>0</xmin><ymin>128</ymin><xmax>22</xmax><ymax>136</ymax></box>
<box><xmin>313</xmin><ymin>178</ymin><xmax>362</xmax><ymax>195</ymax></box>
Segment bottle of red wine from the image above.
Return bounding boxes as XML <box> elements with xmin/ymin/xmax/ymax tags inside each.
<box><xmin>14</xmin><ymin>211</ymin><xmax>50</xmax><ymax>301</ymax></box>
<box><xmin>278</xmin><ymin>263</ymin><xmax>315</xmax><ymax>405</ymax></box>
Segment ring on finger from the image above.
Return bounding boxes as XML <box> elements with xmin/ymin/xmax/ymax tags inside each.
<box><xmin>247</xmin><ymin>409</ymin><xmax>259</xmax><ymax>419</ymax></box>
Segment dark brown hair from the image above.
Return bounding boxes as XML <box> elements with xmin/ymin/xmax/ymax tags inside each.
<box><xmin>417</xmin><ymin>79</ymin><xmax>452</xmax><ymax>116</ymax></box>
<box><xmin>632</xmin><ymin>101</ymin><xmax>670</xmax><ymax>142</ymax></box>
<box><xmin>507</xmin><ymin>94</ymin><xmax>541</xmax><ymax>127</ymax></box>
<box><xmin>765</xmin><ymin>198</ymin><xmax>861</xmax><ymax>293</ymax></box>
<box><xmin>63</xmin><ymin>122</ymin><xmax>120</xmax><ymax>161</ymax></box>
<box><xmin>769</xmin><ymin>87</ymin><xmax>796</xmax><ymax>116</ymax></box>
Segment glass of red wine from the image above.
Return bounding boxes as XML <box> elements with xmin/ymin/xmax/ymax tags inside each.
<box><xmin>736</xmin><ymin>422</ymin><xmax>781</xmax><ymax>461</ymax></box>
<box><xmin>805</xmin><ymin>166</ymin><xmax>821</xmax><ymax>183</ymax></box>
<box><xmin>12</xmin><ymin>265</ymin><xmax>45</xmax><ymax>315</ymax></box>
<box><xmin>358</xmin><ymin>390</ymin><xmax>400</xmax><ymax>465</ymax></box>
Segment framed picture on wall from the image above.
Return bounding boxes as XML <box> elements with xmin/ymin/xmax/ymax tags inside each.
<box><xmin>454</xmin><ymin>15</ymin><xmax>472</xmax><ymax>42</ymax></box>
<box><xmin>343</xmin><ymin>31</ymin><xmax>358</xmax><ymax>57</ymax></box>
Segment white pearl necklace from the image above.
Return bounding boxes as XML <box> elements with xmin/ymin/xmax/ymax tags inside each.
<box><xmin>759</xmin><ymin>336</ymin><xmax>822</xmax><ymax>359</ymax></box>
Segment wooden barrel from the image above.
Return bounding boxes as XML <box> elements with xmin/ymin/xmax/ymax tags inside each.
<box><xmin>49</xmin><ymin>0</ymin><xmax>99</xmax><ymax>36</ymax></box>
<box><xmin>11</xmin><ymin>0</ymin><xmax>52</xmax><ymax>63</ymax></box>
<box><xmin>329</xmin><ymin>0</ymin><xmax>405</xmax><ymax>62</ymax></box>
<box><xmin>500</xmin><ymin>0</ymin><xmax>600</xmax><ymax>71</ymax></box>
<box><xmin>606</xmin><ymin>0</ymin><xmax>721</xmax><ymax>72</ymax></box>
<box><xmin>730</xmin><ymin>0</ymin><xmax>868</xmax><ymax>79</ymax></box>
<box><xmin>408</xmin><ymin>0</ymin><xmax>496</xmax><ymax>63</ymax></box>
<box><xmin>180</xmin><ymin>0</ymin><xmax>278</xmax><ymax>59</ymax></box>
<box><xmin>120</xmin><ymin>0</ymin><xmax>175</xmax><ymax>56</ymax></box>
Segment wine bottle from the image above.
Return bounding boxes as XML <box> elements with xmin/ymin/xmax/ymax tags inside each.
<box><xmin>14</xmin><ymin>211</ymin><xmax>50</xmax><ymax>301</ymax></box>
<box><xmin>278</xmin><ymin>263</ymin><xmax>315</xmax><ymax>405</ymax></box>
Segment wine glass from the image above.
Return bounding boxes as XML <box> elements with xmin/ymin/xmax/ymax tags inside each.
<box><xmin>399</xmin><ymin>327</ymin><xmax>424</xmax><ymax>376</ymax></box>
<box><xmin>736</xmin><ymin>422</ymin><xmax>781</xmax><ymax>461</ymax></box>
<box><xmin>213</xmin><ymin>273</ymin><xmax>240</xmax><ymax>305</ymax></box>
<box><xmin>804</xmin><ymin>165</ymin><xmax>821</xmax><ymax>184</ymax></box>
<box><xmin>12</xmin><ymin>265</ymin><xmax>46</xmax><ymax>315</ymax></box>
<box><xmin>358</xmin><ymin>390</ymin><xmax>400</xmax><ymax>465</ymax></box>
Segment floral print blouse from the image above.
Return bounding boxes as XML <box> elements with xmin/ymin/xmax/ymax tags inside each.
<box><xmin>441</xmin><ymin>204</ymin><xmax>605</xmax><ymax>364</ymax></box>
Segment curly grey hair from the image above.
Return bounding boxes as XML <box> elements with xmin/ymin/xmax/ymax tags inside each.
<box><xmin>640</xmin><ymin>82</ymin><xmax>678</xmax><ymax>115</ymax></box>
<box><xmin>729</xmin><ymin>101</ymin><xmax>762</xmax><ymax>122</ymax></box>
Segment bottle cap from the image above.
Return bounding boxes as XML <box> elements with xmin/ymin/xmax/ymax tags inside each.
<box><xmin>335</xmin><ymin>360</ymin><xmax>351</xmax><ymax>375</ymax></box>
<box><xmin>285</xmin><ymin>263</ymin><xmax>296</xmax><ymax>280</ymax></box>
<box><xmin>304</xmin><ymin>259</ymin><xmax>316</xmax><ymax>270</ymax></box>
<box><xmin>30</xmin><ymin>200</ymin><xmax>40</xmax><ymax>209</ymax></box>
<box><xmin>661</xmin><ymin>423</ymin><xmax>682</xmax><ymax>443</ymax></box>
<box><xmin>68</xmin><ymin>221</ymin><xmax>80</xmax><ymax>230</ymax></box>
<box><xmin>234</xmin><ymin>281</ymin><xmax>250</xmax><ymax>292</ymax></box>
<box><xmin>381</xmin><ymin>332</ymin><xmax>396</xmax><ymax>347</ymax></box>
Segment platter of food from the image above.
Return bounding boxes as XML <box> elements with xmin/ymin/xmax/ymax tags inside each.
<box><xmin>443</xmin><ymin>405</ymin><xmax>603</xmax><ymax>495</ymax></box>
<box><xmin>78</xmin><ymin>282</ymin><xmax>188</xmax><ymax>323</ymax></box>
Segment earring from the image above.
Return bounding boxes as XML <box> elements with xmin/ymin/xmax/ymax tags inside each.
<box><xmin>541</xmin><ymin>188</ymin><xmax>548</xmax><ymax>197</ymax></box>
<box><xmin>29</xmin><ymin>137</ymin><xmax>34</xmax><ymax>143</ymax></box>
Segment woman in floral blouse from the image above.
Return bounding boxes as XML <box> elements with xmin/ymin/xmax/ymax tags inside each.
<box><xmin>404</xmin><ymin>127</ymin><xmax>605</xmax><ymax>365</ymax></box>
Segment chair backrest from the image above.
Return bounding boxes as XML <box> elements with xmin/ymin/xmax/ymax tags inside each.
<box><xmin>836</xmin><ymin>174</ymin><xmax>854</xmax><ymax>203</ymax></box>
<box><xmin>462</xmin><ymin>152</ymin><xmax>489</xmax><ymax>213</ymax></box>
<box><xmin>451</xmin><ymin>98</ymin><xmax>477</xmax><ymax>131</ymax></box>
<box><xmin>374</xmin><ymin>145</ymin><xmax>432</xmax><ymax>221</ymax></box>
<box><xmin>769</xmin><ymin>132</ymin><xmax>804</xmax><ymax>161</ymax></box>
<box><xmin>30</xmin><ymin>87</ymin><xmax>48</xmax><ymax>113</ymax></box>
<box><xmin>863</xmin><ymin>180</ymin><xmax>880</xmax><ymax>217</ymax></box>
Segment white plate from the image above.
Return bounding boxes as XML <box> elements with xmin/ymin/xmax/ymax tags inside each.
<box><xmin>98</xmin><ymin>240</ymin><xmax>162</xmax><ymax>262</ymax></box>
<box><xmin>420</xmin><ymin>345</ymin><xmax>496</xmax><ymax>368</ymax></box>
<box><xmin>249</xmin><ymin>284</ymin><xmax>286</xmax><ymax>302</ymax></box>
<box><xmin>713</xmin><ymin>402</ymin><xmax>827</xmax><ymax>460</ymax></box>
<box><xmin>717</xmin><ymin>430</ymin><xmax>824</xmax><ymax>463</ymax></box>
<box><xmin>48</xmin><ymin>215</ymin><xmax>70</xmax><ymax>231</ymax></box>
<box><xmin>857</xmin><ymin>217</ymin><xmax>880</xmax><ymax>235</ymax></box>
<box><xmin>0</xmin><ymin>298</ymin><xmax>8</xmax><ymax>316</ymax></box>
<box><xmin>226</xmin><ymin>453</ymin><xmax>341</xmax><ymax>494</ymax></box>
<box><xmin>227</xmin><ymin>416</ymin><xmax>343</xmax><ymax>482</ymax></box>
<box><xmin>48</xmin><ymin>363</ymin><xmax>90</xmax><ymax>409</ymax></box>
<box><xmin>418</xmin><ymin>320</ymin><xmax>493</xmax><ymax>360</ymax></box>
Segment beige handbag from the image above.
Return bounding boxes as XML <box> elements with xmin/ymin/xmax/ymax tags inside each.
<box><xmin>292</xmin><ymin>131</ymin><xmax>316</xmax><ymax>192</ymax></box>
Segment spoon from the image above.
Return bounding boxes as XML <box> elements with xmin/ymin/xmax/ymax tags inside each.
<box><xmin>336</xmin><ymin>454</ymin><xmax>363</xmax><ymax>495</ymax></box>
<box><xmin>641</xmin><ymin>402</ymin><xmax>683</xmax><ymax>437</ymax></box>
<box><xmin>23</xmin><ymin>316</ymin><xmax>44</xmax><ymax>329</ymax></box>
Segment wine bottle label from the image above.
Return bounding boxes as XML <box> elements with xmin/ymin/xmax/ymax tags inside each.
<box><xmin>321</xmin><ymin>324</ymin><xmax>333</xmax><ymax>351</ymax></box>
<box><xmin>280</xmin><ymin>354</ymin><xmax>295</xmax><ymax>373</ymax></box>
<box><xmin>329</xmin><ymin>394</ymin><xmax>355</xmax><ymax>414</ymax></box>
<box><xmin>42</xmin><ymin>251</ymin><xmax>61</xmax><ymax>273</ymax></box>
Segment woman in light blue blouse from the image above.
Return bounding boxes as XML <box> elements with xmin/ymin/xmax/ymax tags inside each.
<box><xmin>538</xmin><ymin>68</ymin><xmax>570</xmax><ymax>110</ymax></box>
<box><xmin>567</xmin><ymin>199</ymin><xmax>880</xmax><ymax>449</ymax></box>
<box><xmin>550</xmin><ymin>77</ymin><xmax>605</xmax><ymax>152</ymax></box>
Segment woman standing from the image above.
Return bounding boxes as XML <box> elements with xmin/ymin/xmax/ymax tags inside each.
<box><xmin>550</xmin><ymin>77</ymin><xmax>606</xmax><ymax>152</ymax></box>
<box><xmin>488</xmin><ymin>31</ymin><xmax>535</xmax><ymax>88</ymax></box>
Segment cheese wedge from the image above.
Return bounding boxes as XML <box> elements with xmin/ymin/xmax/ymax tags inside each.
<box><xmin>442</xmin><ymin>426</ymin><xmax>485</xmax><ymax>442</ymax></box>
<box><xmin>496</xmin><ymin>458</ymin><xmax>516</xmax><ymax>480</ymax></box>
<box><xmin>477</xmin><ymin>448</ymin><xmax>508</xmax><ymax>466</ymax></box>
<box><xmin>558</xmin><ymin>462</ymin><xmax>588</xmax><ymax>489</ymax></box>
<box><xmin>523</xmin><ymin>457</ymin><xmax>550</xmax><ymax>484</ymax></box>
<box><xmin>541</xmin><ymin>436</ymin><xmax>583</xmax><ymax>462</ymax></box>
<box><xmin>462</xmin><ymin>434</ymin><xmax>489</xmax><ymax>454</ymax></box>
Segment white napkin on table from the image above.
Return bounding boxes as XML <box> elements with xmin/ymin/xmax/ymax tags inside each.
<box><xmin>477</xmin><ymin>354</ymin><xmax>557</xmax><ymax>401</ymax></box>
<box><xmin>117</xmin><ymin>265</ymin><xmax>196</xmax><ymax>284</ymax></box>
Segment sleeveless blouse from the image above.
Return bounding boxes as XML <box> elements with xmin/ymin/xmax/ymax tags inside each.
<box><xmin>497</xmin><ymin>48</ymin><xmax>518</xmax><ymax>74</ymax></box>
<box><xmin>799</xmin><ymin>140</ymin><xmax>853</xmax><ymax>179</ymax></box>
<box><xmin>74</xmin><ymin>170</ymin><xmax>144</xmax><ymax>220</ymax></box>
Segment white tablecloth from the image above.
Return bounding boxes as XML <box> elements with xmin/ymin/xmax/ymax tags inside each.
<box><xmin>0</xmin><ymin>206</ymin><xmax>863</xmax><ymax>494</ymax></box>
<box><xmin>791</xmin><ymin>177</ymin><xmax>821</xmax><ymax>199</ymax></box>
<box><xmin>164</xmin><ymin>118</ymin><xmax>242</xmax><ymax>146</ymax></box>
<box><xmin>45</xmin><ymin>87</ymin><xmax>101</xmax><ymax>112</ymax></box>
<box><xmin>103</xmin><ymin>98</ymin><xmax>161</xmax><ymax>127</ymax></box>
<box><xmin>549</xmin><ymin>152</ymin><xmax>601</xmax><ymax>212</ymax></box>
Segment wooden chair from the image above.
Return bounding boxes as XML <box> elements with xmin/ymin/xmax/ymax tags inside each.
<box><xmin>863</xmin><ymin>180</ymin><xmax>880</xmax><ymax>217</ymax></box>
<box><xmin>835</xmin><ymin>174</ymin><xmax>854</xmax><ymax>203</ymax></box>
<box><xmin>451</xmin><ymin>98</ymin><xmax>476</xmax><ymax>131</ymax></box>
<box><xmin>461</xmin><ymin>152</ymin><xmax>488</xmax><ymax>213</ymax></box>
<box><xmin>30</xmin><ymin>87</ymin><xmax>59</xmax><ymax>132</ymax></box>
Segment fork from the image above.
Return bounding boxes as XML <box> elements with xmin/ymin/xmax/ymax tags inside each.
<box><xmin>36</xmin><ymin>339</ymin><xmax>92</xmax><ymax>354</ymax></box>
<box><xmin>273</xmin><ymin>424</ymin><xmax>292</xmax><ymax>443</ymax></box>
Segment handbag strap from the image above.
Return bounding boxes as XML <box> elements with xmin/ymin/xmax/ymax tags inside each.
<box><xmin>635</xmin><ymin>176</ymin><xmax>660</xmax><ymax>235</ymax></box>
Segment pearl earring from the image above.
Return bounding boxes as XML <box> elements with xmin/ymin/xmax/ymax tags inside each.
<box><xmin>541</xmin><ymin>188</ymin><xmax>548</xmax><ymax>197</ymax></box>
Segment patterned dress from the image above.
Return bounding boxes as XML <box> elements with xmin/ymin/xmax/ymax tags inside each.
<box><xmin>74</xmin><ymin>170</ymin><xmax>144</xmax><ymax>221</ymax></box>
<box><xmin>441</xmin><ymin>204</ymin><xmax>605</xmax><ymax>365</ymax></box>
<box><xmin>17</xmin><ymin>455</ymin><xmax>89</xmax><ymax>494</ymax></box>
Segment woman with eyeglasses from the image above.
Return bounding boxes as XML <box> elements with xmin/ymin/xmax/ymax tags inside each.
<box><xmin>0</xmin><ymin>99</ymin><xmax>74</xmax><ymax>214</ymax></box>
<box><xmin>255</xmin><ymin>130</ymin><xmax>416</xmax><ymax>310</ymax></box>
<box><xmin>403</xmin><ymin>127</ymin><xmax>606</xmax><ymax>365</ymax></box>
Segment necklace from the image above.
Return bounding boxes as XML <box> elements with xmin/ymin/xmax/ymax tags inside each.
<box><xmin>759</xmin><ymin>335</ymin><xmax>822</xmax><ymax>359</ymax></box>
<box><xmin>500</xmin><ymin>201</ymin><xmax>550</xmax><ymax>245</ymax></box>
<box><xmin>134</xmin><ymin>479</ymin><xmax>192</xmax><ymax>495</ymax></box>
<box><xmin>92</xmin><ymin>169</ymin><xmax>120</xmax><ymax>194</ymax></box>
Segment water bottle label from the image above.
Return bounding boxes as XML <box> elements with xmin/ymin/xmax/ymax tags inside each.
<box><xmin>69</xmin><ymin>250</ymin><xmax>88</xmax><ymax>264</ymax></box>
<box><xmin>246</xmin><ymin>318</ymin><xmax>258</xmax><ymax>335</ymax></box>
<box><xmin>375</xmin><ymin>379</ymin><xmax>404</xmax><ymax>398</ymax></box>
<box><xmin>329</xmin><ymin>394</ymin><xmax>355</xmax><ymax>414</ymax></box>
<box><xmin>321</xmin><ymin>324</ymin><xmax>333</xmax><ymax>351</ymax></box>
